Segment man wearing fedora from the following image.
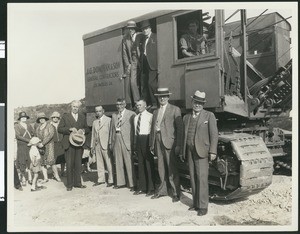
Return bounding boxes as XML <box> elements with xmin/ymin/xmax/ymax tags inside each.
<box><xmin>179</xmin><ymin>90</ymin><xmax>218</xmax><ymax>216</ymax></box>
<box><xmin>149</xmin><ymin>88</ymin><xmax>183</xmax><ymax>202</ymax></box>
<box><xmin>91</xmin><ymin>105</ymin><xmax>113</xmax><ymax>187</ymax></box>
<box><xmin>109</xmin><ymin>98</ymin><xmax>136</xmax><ymax>190</ymax></box>
<box><xmin>122</xmin><ymin>20</ymin><xmax>142</xmax><ymax>108</ymax></box>
<box><xmin>139</xmin><ymin>19</ymin><xmax>158</xmax><ymax>108</ymax></box>
<box><xmin>58</xmin><ymin>100</ymin><xmax>90</xmax><ymax>191</ymax></box>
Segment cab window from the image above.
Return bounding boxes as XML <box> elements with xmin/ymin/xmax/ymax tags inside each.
<box><xmin>175</xmin><ymin>10</ymin><xmax>216</xmax><ymax>60</ymax></box>
<box><xmin>248</xmin><ymin>28</ymin><xmax>274</xmax><ymax>55</ymax></box>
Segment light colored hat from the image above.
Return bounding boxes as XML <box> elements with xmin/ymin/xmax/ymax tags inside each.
<box><xmin>50</xmin><ymin>111</ymin><xmax>61</xmax><ymax>119</ymax></box>
<box><xmin>191</xmin><ymin>90</ymin><xmax>207</xmax><ymax>103</ymax></box>
<box><xmin>36</xmin><ymin>112</ymin><xmax>49</xmax><ymax>123</ymax></box>
<box><xmin>18</xmin><ymin>111</ymin><xmax>30</xmax><ymax>120</ymax></box>
<box><xmin>27</xmin><ymin>137</ymin><xmax>41</xmax><ymax>146</ymax></box>
<box><xmin>126</xmin><ymin>20</ymin><xmax>137</xmax><ymax>29</ymax></box>
<box><xmin>69</xmin><ymin>131</ymin><xmax>86</xmax><ymax>147</ymax></box>
<box><xmin>154</xmin><ymin>88</ymin><xmax>172</xmax><ymax>96</ymax></box>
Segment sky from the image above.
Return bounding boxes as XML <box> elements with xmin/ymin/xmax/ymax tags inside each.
<box><xmin>7</xmin><ymin>2</ymin><xmax>296</xmax><ymax>108</ymax></box>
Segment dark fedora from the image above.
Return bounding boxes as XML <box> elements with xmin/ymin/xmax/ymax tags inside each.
<box><xmin>36</xmin><ymin>112</ymin><xmax>49</xmax><ymax>123</ymax></box>
<box><xmin>126</xmin><ymin>20</ymin><xmax>137</xmax><ymax>29</ymax></box>
<box><xmin>154</xmin><ymin>88</ymin><xmax>172</xmax><ymax>96</ymax></box>
<box><xmin>140</xmin><ymin>20</ymin><xmax>151</xmax><ymax>29</ymax></box>
<box><xmin>18</xmin><ymin>111</ymin><xmax>30</xmax><ymax>120</ymax></box>
<box><xmin>191</xmin><ymin>90</ymin><xmax>207</xmax><ymax>103</ymax></box>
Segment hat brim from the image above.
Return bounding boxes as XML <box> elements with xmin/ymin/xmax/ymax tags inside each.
<box><xmin>18</xmin><ymin>116</ymin><xmax>30</xmax><ymax>120</ymax></box>
<box><xmin>154</xmin><ymin>92</ymin><xmax>172</xmax><ymax>96</ymax></box>
<box><xmin>191</xmin><ymin>96</ymin><xmax>206</xmax><ymax>103</ymax></box>
<box><xmin>36</xmin><ymin>117</ymin><xmax>49</xmax><ymax>123</ymax></box>
<box><xmin>69</xmin><ymin>134</ymin><xmax>86</xmax><ymax>147</ymax></box>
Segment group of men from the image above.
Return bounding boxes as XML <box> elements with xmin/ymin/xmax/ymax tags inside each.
<box><xmin>59</xmin><ymin>88</ymin><xmax>218</xmax><ymax>217</ymax></box>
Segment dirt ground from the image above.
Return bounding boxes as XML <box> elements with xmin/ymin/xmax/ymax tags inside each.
<box><xmin>11</xmin><ymin>168</ymin><xmax>293</xmax><ymax>231</ymax></box>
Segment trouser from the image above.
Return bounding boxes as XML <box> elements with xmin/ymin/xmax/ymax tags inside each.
<box><xmin>65</xmin><ymin>145</ymin><xmax>83</xmax><ymax>188</ymax></box>
<box><xmin>155</xmin><ymin>132</ymin><xmax>180</xmax><ymax>197</ymax></box>
<box><xmin>127</xmin><ymin>60</ymin><xmax>140</xmax><ymax>105</ymax></box>
<box><xmin>136</xmin><ymin>135</ymin><xmax>155</xmax><ymax>192</ymax></box>
<box><xmin>187</xmin><ymin>144</ymin><xmax>209</xmax><ymax>209</ymax></box>
<box><xmin>113</xmin><ymin>133</ymin><xmax>134</xmax><ymax>187</ymax></box>
<box><xmin>95</xmin><ymin>144</ymin><xmax>113</xmax><ymax>183</ymax></box>
<box><xmin>14</xmin><ymin>164</ymin><xmax>21</xmax><ymax>188</ymax></box>
<box><xmin>141</xmin><ymin>56</ymin><xmax>158</xmax><ymax>107</ymax></box>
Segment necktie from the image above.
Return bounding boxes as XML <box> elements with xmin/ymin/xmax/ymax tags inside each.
<box><xmin>117</xmin><ymin>113</ymin><xmax>122</xmax><ymax>128</ymax></box>
<box><xmin>136</xmin><ymin>114</ymin><xmax>141</xmax><ymax>135</ymax></box>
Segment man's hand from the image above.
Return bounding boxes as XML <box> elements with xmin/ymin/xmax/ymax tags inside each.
<box><xmin>108</xmin><ymin>144</ymin><xmax>112</xmax><ymax>152</ymax></box>
<box><xmin>127</xmin><ymin>64</ymin><xmax>131</xmax><ymax>74</ymax></box>
<box><xmin>78</xmin><ymin>129</ymin><xmax>85</xmax><ymax>135</ymax></box>
<box><xmin>90</xmin><ymin>148</ymin><xmax>95</xmax><ymax>155</ymax></box>
<box><xmin>150</xmin><ymin>147</ymin><xmax>154</xmax><ymax>155</ymax></box>
<box><xmin>38</xmin><ymin>143</ymin><xmax>43</xmax><ymax>148</ymax></box>
<box><xmin>179</xmin><ymin>154</ymin><xmax>185</xmax><ymax>162</ymax></box>
<box><xmin>209</xmin><ymin>153</ymin><xmax>217</xmax><ymax>161</ymax></box>
<box><xmin>174</xmin><ymin>146</ymin><xmax>181</xmax><ymax>156</ymax></box>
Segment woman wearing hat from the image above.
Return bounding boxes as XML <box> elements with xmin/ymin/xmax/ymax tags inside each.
<box><xmin>35</xmin><ymin>112</ymin><xmax>60</xmax><ymax>182</ymax></box>
<box><xmin>14</xmin><ymin>111</ymin><xmax>34</xmax><ymax>186</ymax></box>
<box><xmin>50</xmin><ymin>111</ymin><xmax>66</xmax><ymax>177</ymax></box>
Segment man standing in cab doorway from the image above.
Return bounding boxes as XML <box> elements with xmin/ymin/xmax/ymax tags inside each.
<box><xmin>150</xmin><ymin>88</ymin><xmax>183</xmax><ymax>203</ymax></box>
<box><xmin>180</xmin><ymin>90</ymin><xmax>218</xmax><ymax>216</ymax></box>
<box><xmin>122</xmin><ymin>21</ymin><xmax>142</xmax><ymax>108</ymax></box>
<box><xmin>91</xmin><ymin>105</ymin><xmax>113</xmax><ymax>187</ymax></box>
<box><xmin>140</xmin><ymin>20</ymin><xmax>158</xmax><ymax>108</ymax></box>
<box><xmin>109</xmin><ymin>98</ymin><xmax>136</xmax><ymax>191</ymax></box>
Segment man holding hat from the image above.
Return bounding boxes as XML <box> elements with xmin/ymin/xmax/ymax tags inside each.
<box><xmin>139</xmin><ymin>19</ymin><xmax>158</xmax><ymax>108</ymax></box>
<box><xmin>179</xmin><ymin>90</ymin><xmax>218</xmax><ymax>216</ymax></box>
<box><xmin>122</xmin><ymin>20</ymin><xmax>142</xmax><ymax>107</ymax></box>
<box><xmin>149</xmin><ymin>88</ymin><xmax>183</xmax><ymax>202</ymax></box>
<box><xmin>58</xmin><ymin>100</ymin><xmax>90</xmax><ymax>191</ymax></box>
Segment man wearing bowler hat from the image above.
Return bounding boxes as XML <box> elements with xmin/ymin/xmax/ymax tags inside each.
<box><xmin>179</xmin><ymin>90</ymin><xmax>218</xmax><ymax>216</ymax></box>
<box><xmin>122</xmin><ymin>20</ymin><xmax>142</xmax><ymax>108</ymax></box>
<box><xmin>149</xmin><ymin>88</ymin><xmax>183</xmax><ymax>202</ymax></box>
<box><xmin>139</xmin><ymin>19</ymin><xmax>158</xmax><ymax>108</ymax></box>
<box><xmin>58</xmin><ymin>100</ymin><xmax>90</xmax><ymax>191</ymax></box>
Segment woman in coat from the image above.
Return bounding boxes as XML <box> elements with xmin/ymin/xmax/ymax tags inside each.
<box><xmin>14</xmin><ymin>111</ymin><xmax>34</xmax><ymax>186</ymax></box>
<box><xmin>35</xmin><ymin>112</ymin><xmax>60</xmax><ymax>182</ymax></box>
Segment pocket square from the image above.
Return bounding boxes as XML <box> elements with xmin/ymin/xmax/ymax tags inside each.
<box><xmin>204</xmin><ymin>121</ymin><xmax>208</xmax><ymax>124</ymax></box>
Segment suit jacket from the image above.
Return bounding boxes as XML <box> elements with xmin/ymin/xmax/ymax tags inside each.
<box><xmin>140</xmin><ymin>32</ymin><xmax>157</xmax><ymax>71</ymax></box>
<box><xmin>109</xmin><ymin>109</ymin><xmax>136</xmax><ymax>151</ymax></box>
<box><xmin>57</xmin><ymin>112</ymin><xmax>90</xmax><ymax>150</ymax></box>
<box><xmin>122</xmin><ymin>32</ymin><xmax>142</xmax><ymax>68</ymax></box>
<box><xmin>182</xmin><ymin>110</ymin><xmax>218</xmax><ymax>158</ymax></box>
<box><xmin>150</xmin><ymin>103</ymin><xmax>183</xmax><ymax>150</ymax></box>
<box><xmin>91</xmin><ymin>115</ymin><xmax>111</xmax><ymax>150</ymax></box>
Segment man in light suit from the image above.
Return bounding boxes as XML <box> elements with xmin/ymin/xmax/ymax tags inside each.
<box><xmin>91</xmin><ymin>105</ymin><xmax>113</xmax><ymax>187</ymax></box>
<box><xmin>140</xmin><ymin>20</ymin><xmax>158</xmax><ymax>108</ymax></box>
<box><xmin>122</xmin><ymin>21</ymin><xmax>142</xmax><ymax>107</ymax></box>
<box><xmin>109</xmin><ymin>98</ymin><xmax>136</xmax><ymax>190</ymax></box>
<box><xmin>149</xmin><ymin>88</ymin><xmax>183</xmax><ymax>202</ymax></box>
<box><xmin>58</xmin><ymin>100</ymin><xmax>90</xmax><ymax>191</ymax></box>
<box><xmin>179</xmin><ymin>90</ymin><xmax>218</xmax><ymax>216</ymax></box>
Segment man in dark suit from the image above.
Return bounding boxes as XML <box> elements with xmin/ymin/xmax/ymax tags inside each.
<box><xmin>180</xmin><ymin>90</ymin><xmax>218</xmax><ymax>216</ymax></box>
<box><xmin>109</xmin><ymin>98</ymin><xmax>136</xmax><ymax>190</ymax></box>
<box><xmin>122</xmin><ymin>21</ymin><xmax>142</xmax><ymax>107</ymax></box>
<box><xmin>149</xmin><ymin>88</ymin><xmax>183</xmax><ymax>202</ymax></box>
<box><xmin>58</xmin><ymin>100</ymin><xmax>90</xmax><ymax>191</ymax></box>
<box><xmin>140</xmin><ymin>20</ymin><xmax>158</xmax><ymax>108</ymax></box>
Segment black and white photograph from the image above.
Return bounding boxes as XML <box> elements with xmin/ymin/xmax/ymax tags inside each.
<box><xmin>4</xmin><ymin>2</ymin><xmax>298</xmax><ymax>232</ymax></box>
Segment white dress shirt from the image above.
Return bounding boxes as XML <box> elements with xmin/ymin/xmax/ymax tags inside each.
<box><xmin>144</xmin><ymin>32</ymin><xmax>152</xmax><ymax>56</ymax></box>
<box><xmin>134</xmin><ymin>110</ymin><xmax>153</xmax><ymax>135</ymax></box>
<box><xmin>72</xmin><ymin>112</ymin><xmax>78</xmax><ymax>121</ymax></box>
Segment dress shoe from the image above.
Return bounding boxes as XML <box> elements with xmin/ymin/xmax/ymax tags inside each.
<box><xmin>67</xmin><ymin>187</ymin><xmax>73</xmax><ymax>191</ymax></box>
<box><xmin>74</xmin><ymin>185</ymin><xmax>87</xmax><ymax>189</ymax></box>
<box><xmin>151</xmin><ymin>194</ymin><xmax>164</xmax><ymax>199</ymax></box>
<box><xmin>42</xmin><ymin>179</ymin><xmax>49</xmax><ymax>183</ymax></box>
<box><xmin>93</xmin><ymin>182</ymin><xmax>105</xmax><ymax>187</ymax></box>
<box><xmin>113</xmin><ymin>185</ymin><xmax>125</xmax><ymax>189</ymax></box>
<box><xmin>129</xmin><ymin>187</ymin><xmax>135</xmax><ymax>192</ymax></box>
<box><xmin>31</xmin><ymin>187</ymin><xmax>41</xmax><ymax>192</ymax></box>
<box><xmin>188</xmin><ymin>207</ymin><xmax>199</xmax><ymax>211</ymax></box>
<box><xmin>197</xmin><ymin>208</ymin><xmax>208</xmax><ymax>216</ymax></box>
<box><xmin>133</xmin><ymin>190</ymin><xmax>146</xmax><ymax>195</ymax></box>
<box><xmin>172</xmin><ymin>196</ymin><xmax>180</xmax><ymax>203</ymax></box>
<box><xmin>106</xmin><ymin>183</ymin><xmax>113</xmax><ymax>187</ymax></box>
<box><xmin>146</xmin><ymin>191</ymin><xmax>155</xmax><ymax>197</ymax></box>
<box><xmin>37</xmin><ymin>185</ymin><xmax>47</xmax><ymax>190</ymax></box>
